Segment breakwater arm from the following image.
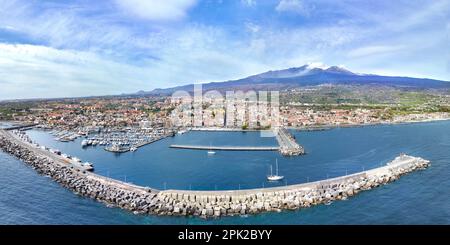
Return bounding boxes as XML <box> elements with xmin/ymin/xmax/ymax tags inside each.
<box><xmin>275</xmin><ymin>127</ymin><xmax>305</xmax><ymax>156</ymax></box>
<box><xmin>0</xmin><ymin>129</ymin><xmax>430</xmax><ymax>218</ymax></box>
<box><xmin>170</xmin><ymin>145</ymin><xmax>279</xmax><ymax>151</ymax></box>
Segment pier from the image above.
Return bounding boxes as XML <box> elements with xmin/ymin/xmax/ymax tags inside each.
<box><xmin>170</xmin><ymin>144</ymin><xmax>279</xmax><ymax>151</ymax></box>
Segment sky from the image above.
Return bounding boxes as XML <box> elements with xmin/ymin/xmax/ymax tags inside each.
<box><xmin>0</xmin><ymin>0</ymin><xmax>449</xmax><ymax>100</ymax></box>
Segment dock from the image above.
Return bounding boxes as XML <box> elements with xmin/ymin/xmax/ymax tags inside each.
<box><xmin>170</xmin><ymin>145</ymin><xmax>279</xmax><ymax>151</ymax></box>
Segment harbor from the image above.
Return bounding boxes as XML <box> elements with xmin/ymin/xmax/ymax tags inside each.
<box><xmin>0</xmin><ymin>125</ymin><xmax>432</xmax><ymax>218</ymax></box>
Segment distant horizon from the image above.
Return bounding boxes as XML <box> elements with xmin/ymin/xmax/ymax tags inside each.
<box><xmin>0</xmin><ymin>0</ymin><xmax>449</xmax><ymax>100</ymax></box>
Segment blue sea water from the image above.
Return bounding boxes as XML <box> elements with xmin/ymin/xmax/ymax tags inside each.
<box><xmin>0</xmin><ymin>121</ymin><xmax>449</xmax><ymax>224</ymax></box>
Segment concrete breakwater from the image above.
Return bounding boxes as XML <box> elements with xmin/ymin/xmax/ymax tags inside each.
<box><xmin>0</xmin><ymin>129</ymin><xmax>430</xmax><ymax>218</ymax></box>
<box><xmin>275</xmin><ymin>127</ymin><xmax>305</xmax><ymax>156</ymax></box>
<box><xmin>170</xmin><ymin>145</ymin><xmax>279</xmax><ymax>151</ymax></box>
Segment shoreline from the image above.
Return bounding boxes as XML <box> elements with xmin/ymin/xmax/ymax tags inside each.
<box><xmin>287</xmin><ymin>117</ymin><xmax>450</xmax><ymax>131</ymax></box>
<box><xmin>0</xmin><ymin>128</ymin><xmax>431</xmax><ymax>218</ymax></box>
<box><xmin>3</xmin><ymin>116</ymin><xmax>449</xmax><ymax>133</ymax></box>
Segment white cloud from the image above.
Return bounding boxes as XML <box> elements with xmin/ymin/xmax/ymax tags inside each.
<box><xmin>275</xmin><ymin>0</ymin><xmax>313</xmax><ymax>16</ymax></box>
<box><xmin>241</xmin><ymin>0</ymin><xmax>256</xmax><ymax>7</ymax></box>
<box><xmin>348</xmin><ymin>45</ymin><xmax>405</xmax><ymax>58</ymax></box>
<box><xmin>245</xmin><ymin>22</ymin><xmax>261</xmax><ymax>33</ymax></box>
<box><xmin>114</xmin><ymin>0</ymin><xmax>198</xmax><ymax>21</ymax></box>
<box><xmin>0</xmin><ymin>0</ymin><xmax>448</xmax><ymax>100</ymax></box>
<box><xmin>0</xmin><ymin>43</ymin><xmax>152</xmax><ymax>100</ymax></box>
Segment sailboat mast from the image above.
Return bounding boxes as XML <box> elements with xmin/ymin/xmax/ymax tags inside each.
<box><xmin>276</xmin><ymin>159</ymin><xmax>279</xmax><ymax>175</ymax></box>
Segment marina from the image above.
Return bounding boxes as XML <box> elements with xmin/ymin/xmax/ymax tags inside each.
<box><xmin>0</xmin><ymin>126</ymin><xmax>432</xmax><ymax>219</ymax></box>
<box><xmin>0</xmin><ymin>122</ymin><xmax>450</xmax><ymax>224</ymax></box>
<box><xmin>47</xmin><ymin>127</ymin><xmax>176</xmax><ymax>153</ymax></box>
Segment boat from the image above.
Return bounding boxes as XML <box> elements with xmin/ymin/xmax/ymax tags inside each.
<box><xmin>130</xmin><ymin>146</ymin><xmax>137</xmax><ymax>152</ymax></box>
<box><xmin>267</xmin><ymin>159</ymin><xmax>284</xmax><ymax>181</ymax></box>
<box><xmin>81</xmin><ymin>139</ymin><xmax>89</xmax><ymax>147</ymax></box>
<box><xmin>80</xmin><ymin>162</ymin><xmax>94</xmax><ymax>171</ymax></box>
<box><xmin>207</xmin><ymin>143</ymin><xmax>216</xmax><ymax>155</ymax></box>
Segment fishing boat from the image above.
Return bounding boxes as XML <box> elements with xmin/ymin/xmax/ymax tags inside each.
<box><xmin>267</xmin><ymin>159</ymin><xmax>284</xmax><ymax>181</ymax></box>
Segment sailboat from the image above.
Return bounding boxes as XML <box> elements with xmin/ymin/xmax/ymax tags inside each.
<box><xmin>207</xmin><ymin>143</ymin><xmax>216</xmax><ymax>155</ymax></box>
<box><xmin>267</xmin><ymin>159</ymin><xmax>284</xmax><ymax>181</ymax></box>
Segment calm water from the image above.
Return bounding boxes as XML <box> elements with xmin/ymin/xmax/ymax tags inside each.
<box><xmin>0</xmin><ymin>121</ymin><xmax>449</xmax><ymax>224</ymax></box>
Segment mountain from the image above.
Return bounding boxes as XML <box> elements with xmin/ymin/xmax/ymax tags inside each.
<box><xmin>145</xmin><ymin>64</ymin><xmax>450</xmax><ymax>95</ymax></box>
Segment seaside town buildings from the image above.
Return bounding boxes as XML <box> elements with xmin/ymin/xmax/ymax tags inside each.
<box><xmin>4</xmin><ymin>92</ymin><xmax>449</xmax><ymax>132</ymax></box>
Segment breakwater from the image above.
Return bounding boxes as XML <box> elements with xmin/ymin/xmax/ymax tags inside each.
<box><xmin>275</xmin><ymin>127</ymin><xmax>305</xmax><ymax>156</ymax></box>
<box><xmin>170</xmin><ymin>145</ymin><xmax>279</xmax><ymax>151</ymax></box>
<box><xmin>0</xmin><ymin>129</ymin><xmax>430</xmax><ymax>218</ymax></box>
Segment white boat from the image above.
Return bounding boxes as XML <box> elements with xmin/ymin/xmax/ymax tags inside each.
<box><xmin>267</xmin><ymin>159</ymin><xmax>284</xmax><ymax>181</ymax></box>
<box><xmin>81</xmin><ymin>139</ymin><xmax>89</xmax><ymax>147</ymax></box>
<box><xmin>130</xmin><ymin>146</ymin><xmax>137</xmax><ymax>152</ymax></box>
<box><xmin>207</xmin><ymin>143</ymin><xmax>215</xmax><ymax>155</ymax></box>
<box><xmin>81</xmin><ymin>162</ymin><xmax>94</xmax><ymax>171</ymax></box>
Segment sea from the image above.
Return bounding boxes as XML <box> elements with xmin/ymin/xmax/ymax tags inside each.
<box><xmin>0</xmin><ymin>120</ymin><xmax>449</xmax><ymax>224</ymax></box>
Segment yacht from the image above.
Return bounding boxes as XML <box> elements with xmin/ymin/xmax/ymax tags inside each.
<box><xmin>81</xmin><ymin>139</ymin><xmax>89</xmax><ymax>147</ymax></box>
<box><xmin>130</xmin><ymin>146</ymin><xmax>137</xmax><ymax>152</ymax></box>
<box><xmin>267</xmin><ymin>159</ymin><xmax>284</xmax><ymax>181</ymax></box>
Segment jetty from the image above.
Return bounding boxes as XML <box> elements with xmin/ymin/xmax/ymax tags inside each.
<box><xmin>171</xmin><ymin>127</ymin><xmax>304</xmax><ymax>156</ymax></box>
<box><xmin>170</xmin><ymin>145</ymin><xmax>279</xmax><ymax>151</ymax></box>
<box><xmin>3</xmin><ymin>123</ymin><xmax>38</xmax><ymax>131</ymax></box>
<box><xmin>275</xmin><ymin>127</ymin><xmax>304</xmax><ymax>156</ymax></box>
<box><xmin>0</xmin><ymin>128</ymin><xmax>431</xmax><ymax>218</ymax></box>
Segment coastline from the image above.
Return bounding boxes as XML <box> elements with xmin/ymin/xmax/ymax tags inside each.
<box><xmin>287</xmin><ymin>117</ymin><xmax>450</xmax><ymax>131</ymax></box>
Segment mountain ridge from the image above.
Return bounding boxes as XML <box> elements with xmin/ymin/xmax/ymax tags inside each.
<box><xmin>143</xmin><ymin>65</ymin><xmax>450</xmax><ymax>95</ymax></box>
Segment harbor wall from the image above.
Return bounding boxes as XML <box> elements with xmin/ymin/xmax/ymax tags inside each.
<box><xmin>0</xmin><ymin>129</ymin><xmax>430</xmax><ymax>218</ymax></box>
<box><xmin>170</xmin><ymin>144</ymin><xmax>279</xmax><ymax>151</ymax></box>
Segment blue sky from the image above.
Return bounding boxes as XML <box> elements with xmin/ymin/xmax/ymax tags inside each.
<box><xmin>0</xmin><ymin>0</ymin><xmax>448</xmax><ymax>100</ymax></box>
